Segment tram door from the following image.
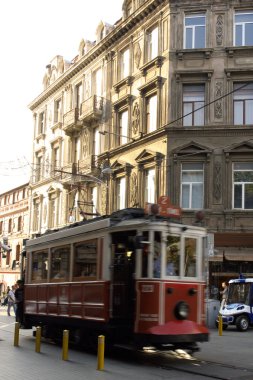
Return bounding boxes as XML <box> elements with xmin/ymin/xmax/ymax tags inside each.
<box><xmin>111</xmin><ymin>231</ymin><xmax>136</xmax><ymax>321</ymax></box>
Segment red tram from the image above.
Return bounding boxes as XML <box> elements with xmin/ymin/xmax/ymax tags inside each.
<box><xmin>22</xmin><ymin>208</ymin><xmax>209</xmax><ymax>352</ymax></box>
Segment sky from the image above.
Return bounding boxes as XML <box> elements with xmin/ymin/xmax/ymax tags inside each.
<box><xmin>0</xmin><ymin>0</ymin><xmax>123</xmax><ymax>194</ymax></box>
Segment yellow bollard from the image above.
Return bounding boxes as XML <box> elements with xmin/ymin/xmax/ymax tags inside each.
<box><xmin>62</xmin><ymin>330</ymin><xmax>69</xmax><ymax>361</ymax></box>
<box><xmin>218</xmin><ymin>314</ymin><xmax>223</xmax><ymax>336</ymax></box>
<box><xmin>35</xmin><ymin>326</ymin><xmax>41</xmax><ymax>353</ymax></box>
<box><xmin>14</xmin><ymin>322</ymin><xmax>20</xmax><ymax>347</ymax></box>
<box><xmin>97</xmin><ymin>335</ymin><xmax>105</xmax><ymax>371</ymax></box>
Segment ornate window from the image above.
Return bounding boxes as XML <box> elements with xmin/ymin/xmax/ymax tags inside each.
<box><xmin>116</xmin><ymin>176</ymin><xmax>126</xmax><ymax>210</ymax></box>
<box><xmin>233</xmin><ymin>82</ymin><xmax>253</xmax><ymax>125</ymax></box>
<box><xmin>120</xmin><ymin>48</ymin><xmax>130</xmax><ymax>80</ymax></box>
<box><xmin>8</xmin><ymin>218</ymin><xmax>12</xmax><ymax>233</ymax></box>
<box><xmin>181</xmin><ymin>163</ymin><xmax>204</xmax><ymax>209</ymax></box>
<box><xmin>32</xmin><ymin>194</ymin><xmax>42</xmax><ymax>232</ymax></box>
<box><xmin>94</xmin><ymin>127</ymin><xmax>101</xmax><ymax>156</ymax></box>
<box><xmin>119</xmin><ymin>110</ymin><xmax>129</xmax><ymax>145</ymax></box>
<box><xmin>17</xmin><ymin>216</ymin><xmax>22</xmax><ymax>231</ymax></box>
<box><xmin>38</xmin><ymin>111</ymin><xmax>45</xmax><ymax>135</ymax></box>
<box><xmin>146</xmin><ymin>26</ymin><xmax>159</xmax><ymax>61</ymax></box>
<box><xmin>138</xmin><ymin>77</ymin><xmax>162</xmax><ymax>135</ymax></box>
<box><xmin>54</xmin><ymin>98</ymin><xmax>62</xmax><ymax>124</ymax></box>
<box><xmin>48</xmin><ymin>188</ymin><xmax>60</xmax><ymax>228</ymax></box>
<box><xmin>136</xmin><ymin>149</ymin><xmax>164</xmax><ymax>207</ymax></box>
<box><xmin>234</xmin><ymin>11</ymin><xmax>253</xmax><ymax>46</ymax></box>
<box><xmin>92</xmin><ymin>186</ymin><xmax>98</xmax><ymax>216</ymax></box>
<box><xmin>146</xmin><ymin>94</ymin><xmax>157</xmax><ymax>132</ymax></box>
<box><xmin>184</xmin><ymin>14</ymin><xmax>206</xmax><ymax>49</ymax></box>
<box><xmin>170</xmin><ymin>142</ymin><xmax>211</xmax><ymax>210</ymax></box>
<box><xmin>34</xmin><ymin>151</ymin><xmax>44</xmax><ymax>183</ymax></box>
<box><xmin>144</xmin><ymin>168</ymin><xmax>155</xmax><ymax>203</ymax></box>
<box><xmin>233</xmin><ymin>162</ymin><xmax>253</xmax><ymax>210</ymax></box>
<box><xmin>110</xmin><ymin>161</ymin><xmax>133</xmax><ymax>212</ymax></box>
<box><xmin>113</xmin><ymin>94</ymin><xmax>133</xmax><ymax>147</ymax></box>
<box><xmin>75</xmin><ymin>82</ymin><xmax>83</xmax><ymax>117</ymax></box>
<box><xmin>183</xmin><ymin>84</ymin><xmax>205</xmax><ymax>126</ymax></box>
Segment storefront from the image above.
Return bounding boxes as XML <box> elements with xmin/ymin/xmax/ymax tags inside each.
<box><xmin>208</xmin><ymin>233</ymin><xmax>253</xmax><ymax>299</ymax></box>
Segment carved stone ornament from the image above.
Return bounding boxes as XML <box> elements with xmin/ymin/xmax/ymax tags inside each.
<box><xmin>216</xmin><ymin>15</ymin><xmax>223</xmax><ymax>46</ymax></box>
<box><xmin>82</xmin><ymin>129</ymin><xmax>89</xmax><ymax>157</ymax></box>
<box><xmin>132</xmin><ymin>101</ymin><xmax>140</xmax><ymax>135</ymax></box>
<box><xmin>213</xmin><ymin>161</ymin><xmax>222</xmax><ymax>202</ymax></box>
<box><xmin>130</xmin><ymin>172</ymin><xmax>138</xmax><ymax>207</ymax></box>
<box><xmin>134</xmin><ymin>42</ymin><xmax>142</xmax><ymax>69</ymax></box>
<box><xmin>215</xmin><ymin>81</ymin><xmax>223</xmax><ymax>119</ymax></box>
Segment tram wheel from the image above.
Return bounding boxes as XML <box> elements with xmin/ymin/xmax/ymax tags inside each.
<box><xmin>236</xmin><ymin>315</ymin><xmax>249</xmax><ymax>331</ymax></box>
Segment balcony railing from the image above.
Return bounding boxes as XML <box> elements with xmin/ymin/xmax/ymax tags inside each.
<box><xmin>63</xmin><ymin>108</ymin><xmax>82</xmax><ymax>135</ymax></box>
<box><xmin>80</xmin><ymin>95</ymin><xmax>105</xmax><ymax>124</ymax></box>
<box><xmin>55</xmin><ymin>157</ymin><xmax>100</xmax><ymax>185</ymax></box>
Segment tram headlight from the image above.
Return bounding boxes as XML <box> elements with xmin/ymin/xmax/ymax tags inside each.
<box><xmin>174</xmin><ymin>301</ymin><xmax>189</xmax><ymax>320</ymax></box>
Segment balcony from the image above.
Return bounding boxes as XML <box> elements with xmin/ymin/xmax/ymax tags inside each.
<box><xmin>55</xmin><ymin>157</ymin><xmax>100</xmax><ymax>186</ymax></box>
<box><xmin>63</xmin><ymin>108</ymin><xmax>83</xmax><ymax>135</ymax></box>
<box><xmin>80</xmin><ymin>95</ymin><xmax>105</xmax><ymax>124</ymax></box>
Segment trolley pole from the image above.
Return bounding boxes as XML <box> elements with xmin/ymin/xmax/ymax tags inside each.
<box><xmin>35</xmin><ymin>326</ymin><xmax>42</xmax><ymax>353</ymax></box>
<box><xmin>97</xmin><ymin>335</ymin><xmax>105</xmax><ymax>370</ymax></box>
<box><xmin>13</xmin><ymin>322</ymin><xmax>20</xmax><ymax>347</ymax></box>
<box><xmin>62</xmin><ymin>330</ymin><xmax>69</xmax><ymax>361</ymax></box>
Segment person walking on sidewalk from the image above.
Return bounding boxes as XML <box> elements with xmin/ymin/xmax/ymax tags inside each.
<box><xmin>7</xmin><ymin>285</ymin><xmax>16</xmax><ymax>316</ymax></box>
<box><xmin>14</xmin><ymin>280</ymin><xmax>24</xmax><ymax>326</ymax></box>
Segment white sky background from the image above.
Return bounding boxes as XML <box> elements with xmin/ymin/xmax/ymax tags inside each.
<box><xmin>0</xmin><ymin>0</ymin><xmax>123</xmax><ymax>194</ymax></box>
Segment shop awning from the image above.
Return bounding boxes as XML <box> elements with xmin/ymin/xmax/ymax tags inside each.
<box><xmin>210</xmin><ymin>248</ymin><xmax>253</xmax><ymax>262</ymax></box>
<box><xmin>224</xmin><ymin>252</ymin><xmax>253</xmax><ymax>261</ymax></box>
<box><xmin>208</xmin><ymin>255</ymin><xmax>223</xmax><ymax>262</ymax></box>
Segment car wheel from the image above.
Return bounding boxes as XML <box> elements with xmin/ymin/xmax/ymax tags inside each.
<box><xmin>236</xmin><ymin>315</ymin><xmax>249</xmax><ymax>331</ymax></box>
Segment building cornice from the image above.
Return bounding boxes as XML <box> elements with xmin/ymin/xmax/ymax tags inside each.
<box><xmin>165</xmin><ymin>125</ymin><xmax>253</xmax><ymax>138</ymax></box>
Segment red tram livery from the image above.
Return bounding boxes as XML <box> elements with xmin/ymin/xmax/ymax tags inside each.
<box><xmin>22</xmin><ymin>208</ymin><xmax>209</xmax><ymax>352</ymax></box>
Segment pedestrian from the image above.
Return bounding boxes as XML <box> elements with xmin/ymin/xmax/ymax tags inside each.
<box><xmin>220</xmin><ymin>281</ymin><xmax>228</xmax><ymax>309</ymax></box>
<box><xmin>7</xmin><ymin>285</ymin><xmax>16</xmax><ymax>316</ymax></box>
<box><xmin>14</xmin><ymin>280</ymin><xmax>24</xmax><ymax>326</ymax></box>
<box><xmin>2</xmin><ymin>286</ymin><xmax>9</xmax><ymax>306</ymax></box>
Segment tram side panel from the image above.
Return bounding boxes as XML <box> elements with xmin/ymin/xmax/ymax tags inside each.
<box><xmin>25</xmin><ymin>281</ymin><xmax>110</xmax><ymax>324</ymax></box>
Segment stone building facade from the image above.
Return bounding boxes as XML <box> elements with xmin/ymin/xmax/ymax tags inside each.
<box><xmin>28</xmin><ymin>0</ymin><xmax>253</xmax><ymax>293</ymax></box>
<box><xmin>0</xmin><ymin>184</ymin><xmax>29</xmax><ymax>292</ymax></box>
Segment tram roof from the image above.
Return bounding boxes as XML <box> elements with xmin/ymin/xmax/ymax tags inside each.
<box><xmin>25</xmin><ymin>207</ymin><xmax>206</xmax><ymax>248</ymax></box>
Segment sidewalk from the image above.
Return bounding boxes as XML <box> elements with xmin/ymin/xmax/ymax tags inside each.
<box><xmin>195</xmin><ymin>326</ymin><xmax>253</xmax><ymax>370</ymax></box>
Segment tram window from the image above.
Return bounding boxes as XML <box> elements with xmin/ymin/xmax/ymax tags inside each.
<box><xmin>141</xmin><ymin>231</ymin><xmax>149</xmax><ymax>277</ymax></box>
<box><xmin>184</xmin><ymin>237</ymin><xmax>197</xmax><ymax>277</ymax></box>
<box><xmin>50</xmin><ymin>245</ymin><xmax>70</xmax><ymax>281</ymax></box>
<box><xmin>166</xmin><ymin>236</ymin><xmax>180</xmax><ymax>276</ymax></box>
<box><xmin>73</xmin><ymin>240</ymin><xmax>97</xmax><ymax>280</ymax></box>
<box><xmin>31</xmin><ymin>249</ymin><xmax>48</xmax><ymax>282</ymax></box>
<box><xmin>153</xmin><ymin>232</ymin><xmax>162</xmax><ymax>278</ymax></box>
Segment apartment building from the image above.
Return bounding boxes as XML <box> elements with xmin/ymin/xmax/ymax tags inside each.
<box><xmin>0</xmin><ymin>184</ymin><xmax>29</xmax><ymax>292</ymax></box>
<box><xmin>28</xmin><ymin>0</ymin><xmax>253</xmax><ymax>293</ymax></box>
